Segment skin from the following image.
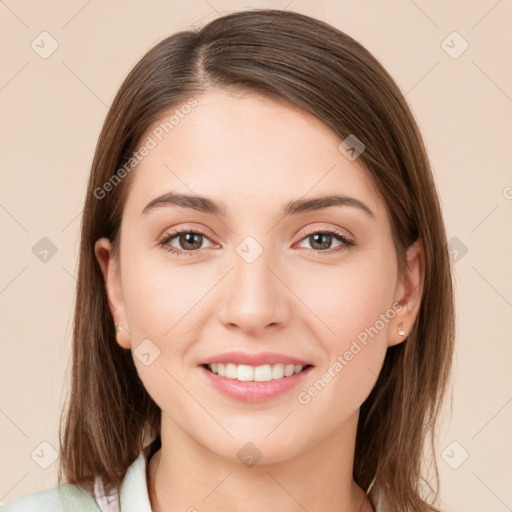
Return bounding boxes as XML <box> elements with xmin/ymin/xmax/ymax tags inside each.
<box><xmin>95</xmin><ymin>88</ymin><xmax>423</xmax><ymax>512</ymax></box>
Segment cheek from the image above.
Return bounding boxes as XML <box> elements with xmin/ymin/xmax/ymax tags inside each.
<box><xmin>287</xmin><ymin>271</ymin><xmax>394</xmax><ymax>459</ymax></box>
<box><xmin>119</xmin><ymin>253</ymin><xmax>206</xmax><ymax>413</ymax></box>
<box><xmin>298</xmin><ymin>255</ymin><xmax>397</xmax><ymax>346</ymax></box>
<box><xmin>293</xmin><ymin>256</ymin><xmax>396</xmax><ymax>410</ymax></box>
<box><xmin>120</xmin><ymin>248</ymin><xmax>209</xmax><ymax>343</ymax></box>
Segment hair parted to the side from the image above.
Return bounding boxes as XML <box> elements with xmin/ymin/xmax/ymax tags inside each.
<box><xmin>58</xmin><ymin>9</ymin><xmax>455</xmax><ymax>511</ymax></box>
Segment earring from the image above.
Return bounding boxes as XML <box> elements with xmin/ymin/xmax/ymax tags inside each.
<box><xmin>115</xmin><ymin>323</ymin><xmax>121</xmax><ymax>339</ymax></box>
<box><xmin>397</xmin><ymin>322</ymin><xmax>406</xmax><ymax>336</ymax></box>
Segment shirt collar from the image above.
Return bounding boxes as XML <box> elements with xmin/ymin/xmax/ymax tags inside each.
<box><xmin>119</xmin><ymin>452</ymin><xmax>152</xmax><ymax>512</ymax></box>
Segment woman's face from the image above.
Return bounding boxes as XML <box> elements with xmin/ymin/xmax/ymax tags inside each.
<box><xmin>96</xmin><ymin>88</ymin><xmax>421</xmax><ymax>464</ymax></box>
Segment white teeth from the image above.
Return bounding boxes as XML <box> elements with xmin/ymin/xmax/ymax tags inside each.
<box><xmin>272</xmin><ymin>364</ymin><xmax>284</xmax><ymax>379</ymax></box>
<box><xmin>254</xmin><ymin>365</ymin><xmax>272</xmax><ymax>382</ymax></box>
<box><xmin>237</xmin><ymin>364</ymin><xmax>254</xmax><ymax>381</ymax></box>
<box><xmin>226</xmin><ymin>363</ymin><xmax>237</xmax><ymax>379</ymax></box>
<box><xmin>284</xmin><ymin>364</ymin><xmax>295</xmax><ymax>377</ymax></box>
<box><xmin>207</xmin><ymin>362</ymin><xmax>306</xmax><ymax>381</ymax></box>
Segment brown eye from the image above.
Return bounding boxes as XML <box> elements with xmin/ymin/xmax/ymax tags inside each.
<box><xmin>159</xmin><ymin>229</ymin><xmax>215</xmax><ymax>256</ymax></box>
<box><xmin>309</xmin><ymin>233</ymin><xmax>335</xmax><ymax>250</ymax></box>
<box><xmin>296</xmin><ymin>229</ymin><xmax>355</xmax><ymax>255</ymax></box>
<box><xmin>177</xmin><ymin>232</ymin><xmax>204</xmax><ymax>251</ymax></box>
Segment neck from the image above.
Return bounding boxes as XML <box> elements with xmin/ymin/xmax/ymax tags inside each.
<box><xmin>147</xmin><ymin>412</ymin><xmax>373</xmax><ymax>512</ymax></box>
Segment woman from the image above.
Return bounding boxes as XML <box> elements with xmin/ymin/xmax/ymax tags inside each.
<box><xmin>2</xmin><ymin>8</ymin><xmax>454</xmax><ymax>512</ymax></box>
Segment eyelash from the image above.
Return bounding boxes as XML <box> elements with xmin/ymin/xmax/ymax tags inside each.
<box><xmin>158</xmin><ymin>226</ymin><xmax>355</xmax><ymax>257</ymax></box>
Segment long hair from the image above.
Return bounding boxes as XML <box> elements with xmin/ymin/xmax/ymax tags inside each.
<box><xmin>59</xmin><ymin>9</ymin><xmax>455</xmax><ymax>511</ymax></box>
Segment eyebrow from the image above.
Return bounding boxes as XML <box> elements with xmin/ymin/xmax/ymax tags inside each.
<box><xmin>141</xmin><ymin>191</ymin><xmax>375</xmax><ymax>219</ymax></box>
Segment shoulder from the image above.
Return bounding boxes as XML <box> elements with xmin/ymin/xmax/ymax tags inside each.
<box><xmin>0</xmin><ymin>483</ymin><xmax>102</xmax><ymax>512</ymax></box>
<box><xmin>1</xmin><ymin>451</ymin><xmax>150</xmax><ymax>512</ymax></box>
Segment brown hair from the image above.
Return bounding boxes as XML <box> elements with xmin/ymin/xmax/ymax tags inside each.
<box><xmin>59</xmin><ymin>9</ymin><xmax>455</xmax><ymax>511</ymax></box>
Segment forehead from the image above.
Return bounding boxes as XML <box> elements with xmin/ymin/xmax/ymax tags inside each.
<box><xmin>122</xmin><ymin>89</ymin><xmax>386</xmax><ymax>222</ymax></box>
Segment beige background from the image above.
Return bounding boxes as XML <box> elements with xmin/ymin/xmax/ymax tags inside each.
<box><xmin>1</xmin><ymin>1</ymin><xmax>511</xmax><ymax>510</ymax></box>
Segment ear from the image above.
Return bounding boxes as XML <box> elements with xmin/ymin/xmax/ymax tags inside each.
<box><xmin>388</xmin><ymin>239</ymin><xmax>424</xmax><ymax>347</ymax></box>
<box><xmin>94</xmin><ymin>237</ymin><xmax>131</xmax><ymax>350</ymax></box>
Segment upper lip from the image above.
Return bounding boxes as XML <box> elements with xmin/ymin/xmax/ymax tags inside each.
<box><xmin>200</xmin><ymin>351</ymin><xmax>312</xmax><ymax>367</ymax></box>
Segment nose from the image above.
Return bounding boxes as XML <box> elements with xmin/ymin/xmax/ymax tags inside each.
<box><xmin>216</xmin><ymin>245</ymin><xmax>292</xmax><ymax>336</ymax></box>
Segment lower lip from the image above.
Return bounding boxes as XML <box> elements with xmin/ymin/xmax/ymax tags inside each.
<box><xmin>199</xmin><ymin>365</ymin><xmax>313</xmax><ymax>403</ymax></box>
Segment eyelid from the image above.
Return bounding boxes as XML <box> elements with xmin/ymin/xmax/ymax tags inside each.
<box><xmin>160</xmin><ymin>224</ymin><xmax>216</xmax><ymax>241</ymax></box>
<box><xmin>157</xmin><ymin>224</ymin><xmax>219</xmax><ymax>253</ymax></box>
<box><xmin>296</xmin><ymin>224</ymin><xmax>353</xmax><ymax>242</ymax></box>
<box><xmin>292</xmin><ymin>225</ymin><xmax>355</xmax><ymax>254</ymax></box>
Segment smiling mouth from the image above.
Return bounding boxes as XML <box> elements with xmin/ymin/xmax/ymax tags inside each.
<box><xmin>202</xmin><ymin>363</ymin><xmax>313</xmax><ymax>382</ymax></box>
